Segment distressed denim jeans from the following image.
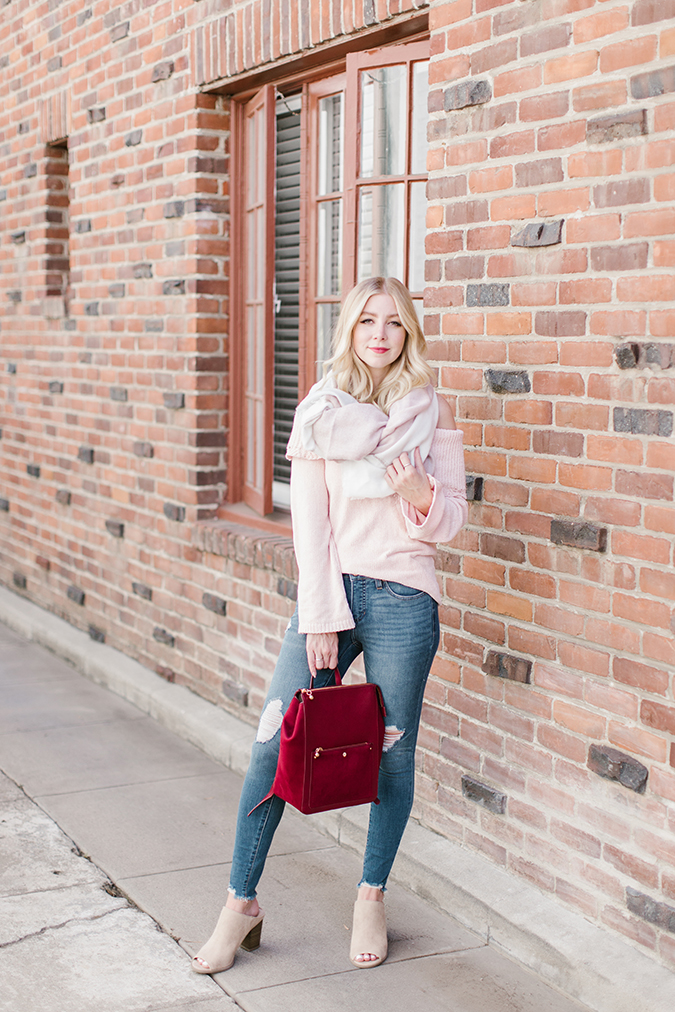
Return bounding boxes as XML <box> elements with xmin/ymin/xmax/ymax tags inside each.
<box><xmin>228</xmin><ymin>574</ymin><xmax>440</xmax><ymax>899</ymax></box>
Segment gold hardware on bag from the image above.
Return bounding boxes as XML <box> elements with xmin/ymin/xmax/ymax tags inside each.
<box><xmin>314</xmin><ymin>747</ymin><xmax>323</xmax><ymax>759</ymax></box>
<box><xmin>343</xmin><ymin>752</ymin><xmax>347</xmax><ymax>757</ymax></box>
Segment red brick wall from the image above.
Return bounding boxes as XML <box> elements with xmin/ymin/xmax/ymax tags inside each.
<box><xmin>1</xmin><ymin>0</ymin><xmax>675</xmax><ymax>967</ymax></box>
<box><xmin>422</xmin><ymin>0</ymin><xmax>675</xmax><ymax>964</ymax></box>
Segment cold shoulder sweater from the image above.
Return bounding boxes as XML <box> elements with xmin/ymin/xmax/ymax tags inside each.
<box><xmin>287</xmin><ymin>407</ymin><xmax>467</xmax><ymax>634</ymax></box>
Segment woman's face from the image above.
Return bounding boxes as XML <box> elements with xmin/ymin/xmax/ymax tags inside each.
<box><xmin>352</xmin><ymin>293</ymin><xmax>407</xmax><ymax>388</ymax></box>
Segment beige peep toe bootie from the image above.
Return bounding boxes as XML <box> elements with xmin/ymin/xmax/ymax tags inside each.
<box><xmin>349</xmin><ymin>899</ymin><xmax>388</xmax><ymax>969</ymax></box>
<box><xmin>191</xmin><ymin>906</ymin><xmax>264</xmax><ymax>974</ymax></box>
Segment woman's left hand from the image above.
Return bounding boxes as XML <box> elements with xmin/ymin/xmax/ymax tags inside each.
<box><xmin>384</xmin><ymin>446</ymin><xmax>433</xmax><ymax>516</ymax></box>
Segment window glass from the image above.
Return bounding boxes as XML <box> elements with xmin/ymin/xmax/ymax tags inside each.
<box><xmin>360</xmin><ymin>65</ymin><xmax>406</xmax><ymax>178</ymax></box>
<box><xmin>408</xmin><ymin>180</ymin><xmax>427</xmax><ymax>293</ymax></box>
<box><xmin>318</xmin><ymin>93</ymin><xmax>343</xmax><ymax>195</ymax></box>
<box><xmin>357</xmin><ymin>183</ymin><xmax>405</xmax><ymax>280</ymax></box>
<box><xmin>411</xmin><ymin>61</ymin><xmax>429</xmax><ymax>175</ymax></box>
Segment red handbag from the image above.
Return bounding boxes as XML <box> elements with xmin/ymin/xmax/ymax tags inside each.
<box><xmin>252</xmin><ymin>670</ymin><xmax>386</xmax><ymax>816</ymax></box>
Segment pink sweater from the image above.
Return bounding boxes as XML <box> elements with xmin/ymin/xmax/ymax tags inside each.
<box><xmin>288</xmin><ymin>414</ymin><xmax>467</xmax><ymax>635</ymax></box>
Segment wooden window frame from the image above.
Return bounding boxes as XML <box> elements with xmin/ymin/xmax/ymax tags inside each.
<box><xmin>228</xmin><ymin>39</ymin><xmax>429</xmax><ymax>520</ymax></box>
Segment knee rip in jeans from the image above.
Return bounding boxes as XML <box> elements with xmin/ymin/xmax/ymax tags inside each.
<box><xmin>256</xmin><ymin>698</ymin><xmax>284</xmax><ymax>743</ymax></box>
<box><xmin>382</xmin><ymin>725</ymin><xmax>404</xmax><ymax>752</ymax></box>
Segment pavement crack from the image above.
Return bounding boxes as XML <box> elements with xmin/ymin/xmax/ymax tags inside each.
<box><xmin>0</xmin><ymin>904</ymin><xmax>126</xmax><ymax>950</ymax></box>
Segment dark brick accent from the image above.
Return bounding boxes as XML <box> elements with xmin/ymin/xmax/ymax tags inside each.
<box><xmin>468</xmin><ymin>284</ymin><xmax>509</xmax><ymax>307</ymax></box>
<box><xmin>163</xmin><ymin>280</ymin><xmax>186</xmax><ymax>295</ymax></box>
<box><xmin>111</xmin><ymin>174</ymin><xmax>125</xmax><ymax>188</ymax></box>
<box><xmin>222</xmin><ymin>678</ymin><xmax>249</xmax><ymax>707</ymax></box>
<box><xmin>133</xmin><ymin>441</ymin><xmax>154</xmax><ymax>458</ymax></box>
<box><xmin>84</xmin><ymin>302</ymin><xmax>99</xmax><ymax>316</ymax></box>
<box><xmin>626</xmin><ymin>888</ymin><xmax>675</xmax><ymax>932</ymax></box>
<box><xmin>153</xmin><ymin>627</ymin><xmax>176</xmax><ymax>647</ymax></box>
<box><xmin>190</xmin><ymin>156</ymin><xmax>228</xmax><ymax>174</ymax></box>
<box><xmin>444</xmin><ymin>79</ymin><xmax>492</xmax><ymax>111</ymax></box>
<box><xmin>481</xmin><ymin>533</ymin><xmax>525</xmax><ymax>563</ymax></box>
<box><xmin>534</xmin><ymin>309</ymin><xmax>586</xmax><ymax>338</ymax></box>
<box><xmin>0</xmin><ymin>189</ymin><xmax>6</xmax><ymax>201</ymax></box>
<box><xmin>614</xmin><ymin>407</ymin><xmax>673</xmax><ymax>437</ymax></box>
<box><xmin>483</xmin><ymin>650</ymin><xmax>532</xmax><ymax>684</ymax></box>
<box><xmin>49</xmin><ymin>381</ymin><xmax>64</xmax><ymax>394</ymax></box>
<box><xmin>78</xmin><ymin>446</ymin><xmax>95</xmax><ymax>464</ymax></box>
<box><xmin>515</xmin><ymin>158</ymin><xmax>563</xmax><ymax>188</ymax></box>
<box><xmin>27</xmin><ymin>464</ymin><xmax>40</xmax><ymax>478</ymax></box>
<box><xmin>133</xmin><ymin>263</ymin><xmax>153</xmax><ymax>278</ymax></box>
<box><xmin>110</xmin><ymin>21</ymin><xmax>130</xmax><ymax>42</ymax></box>
<box><xmin>0</xmin><ymin>498</ymin><xmax>9</xmax><ymax>511</ymax></box>
<box><xmin>55</xmin><ymin>489</ymin><xmax>72</xmax><ymax>506</ymax></box>
<box><xmin>277</xmin><ymin>578</ymin><xmax>298</xmax><ymax>600</ymax></box>
<box><xmin>8</xmin><ymin>291</ymin><xmax>22</xmax><ymax>303</ymax></box>
<box><xmin>550</xmin><ymin>519</ymin><xmax>607</xmax><ymax>552</ymax></box>
<box><xmin>185</xmin><ymin>197</ymin><xmax>227</xmax><ymax>215</ymax></box>
<box><xmin>485</xmin><ymin>369</ymin><xmax>530</xmax><ymax>394</ymax></box>
<box><xmin>436</xmin><ymin>549</ymin><xmax>461</xmax><ymax>573</ymax></box>
<box><xmin>533</xmin><ymin>430</ymin><xmax>584</xmax><ymax>457</ymax></box>
<box><xmin>632</xmin><ymin>0</ymin><xmax>675</xmax><ymax>25</ymax></box>
<box><xmin>591</xmin><ymin>243</ymin><xmax>648</xmax><ymax>272</ymax></box>
<box><xmin>105</xmin><ymin>519</ymin><xmax>124</xmax><ymax>538</ymax></box>
<box><xmin>163</xmin><ymin>392</ymin><xmax>185</xmax><ymax>409</ymax></box>
<box><xmin>163</xmin><ymin>503</ymin><xmax>186</xmax><ymax>522</ymax></box>
<box><xmin>77</xmin><ymin>7</ymin><xmax>92</xmax><ymax>24</ymax></box>
<box><xmin>594</xmin><ymin>178</ymin><xmax>650</xmax><ymax>207</ymax></box>
<box><xmin>13</xmin><ymin>573</ymin><xmax>27</xmax><ymax>590</ymax></box>
<box><xmin>18</xmin><ymin>121</ymin><xmax>30</xmax><ymax>134</ymax></box>
<box><xmin>466</xmin><ymin>475</ymin><xmax>484</xmax><ymax>502</ymax></box>
<box><xmin>202</xmin><ymin>592</ymin><xmax>227</xmax><ymax>616</ymax></box>
<box><xmin>132</xmin><ymin>582</ymin><xmax>153</xmax><ymax>600</ymax></box>
<box><xmin>11</xmin><ymin>230</ymin><xmax>26</xmax><ymax>244</ymax></box>
<box><xmin>588</xmin><ymin>744</ymin><xmax>648</xmax><ymax>793</ymax></box>
<box><xmin>110</xmin><ymin>386</ymin><xmax>128</xmax><ymax>402</ymax></box>
<box><xmin>108</xmin><ymin>284</ymin><xmax>125</xmax><ymax>299</ymax></box>
<box><xmin>156</xmin><ymin>665</ymin><xmax>176</xmax><ymax>682</ymax></box>
<box><xmin>615</xmin><ymin>470</ymin><xmax>673</xmax><ymax>500</ymax></box>
<box><xmin>75</xmin><ymin>219</ymin><xmax>92</xmax><ymax>233</ymax></box>
<box><xmin>631</xmin><ymin>65</ymin><xmax>675</xmax><ymax>100</ymax></box>
<box><xmin>24</xmin><ymin>163</ymin><xmax>37</xmax><ymax>178</ymax></box>
<box><xmin>461</xmin><ymin>775</ymin><xmax>507</xmax><ymax>814</ymax></box>
<box><xmin>36</xmin><ymin>557</ymin><xmax>50</xmax><ymax>570</ymax></box>
<box><xmin>88</xmin><ymin>625</ymin><xmax>105</xmax><ymax>643</ymax></box>
<box><xmin>615</xmin><ymin>344</ymin><xmax>640</xmax><ymax>369</ymax></box>
<box><xmin>511</xmin><ymin>220</ymin><xmax>563</xmax><ymax>248</ymax></box>
<box><xmin>152</xmin><ymin>60</ymin><xmax>175</xmax><ymax>82</ymax></box>
<box><xmin>7</xmin><ymin>363</ymin><xmax>17</xmax><ymax>374</ymax></box>
<box><xmin>163</xmin><ymin>201</ymin><xmax>185</xmax><ymax>218</ymax></box>
<box><xmin>587</xmin><ymin>109</ymin><xmax>648</xmax><ymax>144</ymax></box>
<box><xmin>87</xmin><ymin>107</ymin><xmax>106</xmax><ymax>124</ymax></box>
<box><xmin>641</xmin><ymin>342</ymin><xmax>675</xmax><ymax>368</ymax></box>
<box><xmin>125</xmin><ymin>129</ymin><xmax>142</xmax><ymax>147</ymax></box>
<box><xmin>47</xmin><ymin>56</ymin><xmax>62</xmax><ymax>72</ymax></box>
<box><xmin>145</xmin><ymin>319</ymin><xmax>164</xmax><ymax>332</ymax></box>
<box><xmin>67</xmin><ymin>585</ymin><xmax>85</xmax><ymax>606</ymax></box>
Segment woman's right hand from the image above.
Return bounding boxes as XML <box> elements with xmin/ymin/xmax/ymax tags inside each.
<box><xmin>305</xmin><ymin>631</ymin><xmax>339</xmax><ymax>676</ymax></box>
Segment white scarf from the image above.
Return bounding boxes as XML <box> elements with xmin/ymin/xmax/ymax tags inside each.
<box><xmin>291</xmin><ymin>373</ymin><xmax>438</xmax><ymax>499</ymax></box>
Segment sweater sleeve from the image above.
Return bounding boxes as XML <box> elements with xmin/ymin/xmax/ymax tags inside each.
<box><xmin>400</xmin><ymin>428</ymin><xmax>468</xmax><ymax>543</ymax></box>
<box><xmin>290</xmin><ymin>456</ymin><xmax>355</xmax><ymax>635</ymax></box>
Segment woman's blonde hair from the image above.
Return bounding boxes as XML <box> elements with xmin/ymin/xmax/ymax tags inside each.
<box><xmin>324</xmin><ymin>277</ymin><xmax>434</xmax><ymax>414</ymax></box>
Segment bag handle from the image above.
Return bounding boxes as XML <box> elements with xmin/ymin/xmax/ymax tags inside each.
<box><xmin>309</xmin><ymin>668</ymin><xmax>342</xmax><ymax>688</ymax></box>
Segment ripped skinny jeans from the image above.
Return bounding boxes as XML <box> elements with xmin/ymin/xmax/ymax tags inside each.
<box><xmin>228</xmin><ymin>574</ymin><xmax>440</xmax><ymax>900</ymax></box>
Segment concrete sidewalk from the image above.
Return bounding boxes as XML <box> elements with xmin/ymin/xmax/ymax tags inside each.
<box><xmin>0</xmin><ymin>618</ymin><xmax>589</xmax><ymax>1012</ymax></box>
<box><xmin>1</xmin><ymin>586</ymin><xmax>673</xmax><ymax>1012</ymax></box>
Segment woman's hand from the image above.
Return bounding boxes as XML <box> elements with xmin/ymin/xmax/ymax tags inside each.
<box><xmin>384</xmin><ymin>446</ymin><xmax>433</xmax><ymax>516</ymax></box>
<box><xmin>305</xmin><ymin>631</ymin><xmax>339</xmax><ymax>677</ymax></box>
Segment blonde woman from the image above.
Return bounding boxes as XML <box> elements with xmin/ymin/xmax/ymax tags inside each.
<box><xmin>192</xmin><ymin>277</ymin><xmax>467</xmax><ymax>973</ymax></box>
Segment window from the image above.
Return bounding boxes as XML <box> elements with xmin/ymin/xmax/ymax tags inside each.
<box><xmin>230</xmin><ymin>40</ymin><xmax>429</xmax><ymax>516</ymax></box>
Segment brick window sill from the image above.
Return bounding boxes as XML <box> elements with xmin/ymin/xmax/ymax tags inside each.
<box><xmin>193</xmin><ymin>513</ymin><xmax>297</xmax><ymax>584</ymax></box>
